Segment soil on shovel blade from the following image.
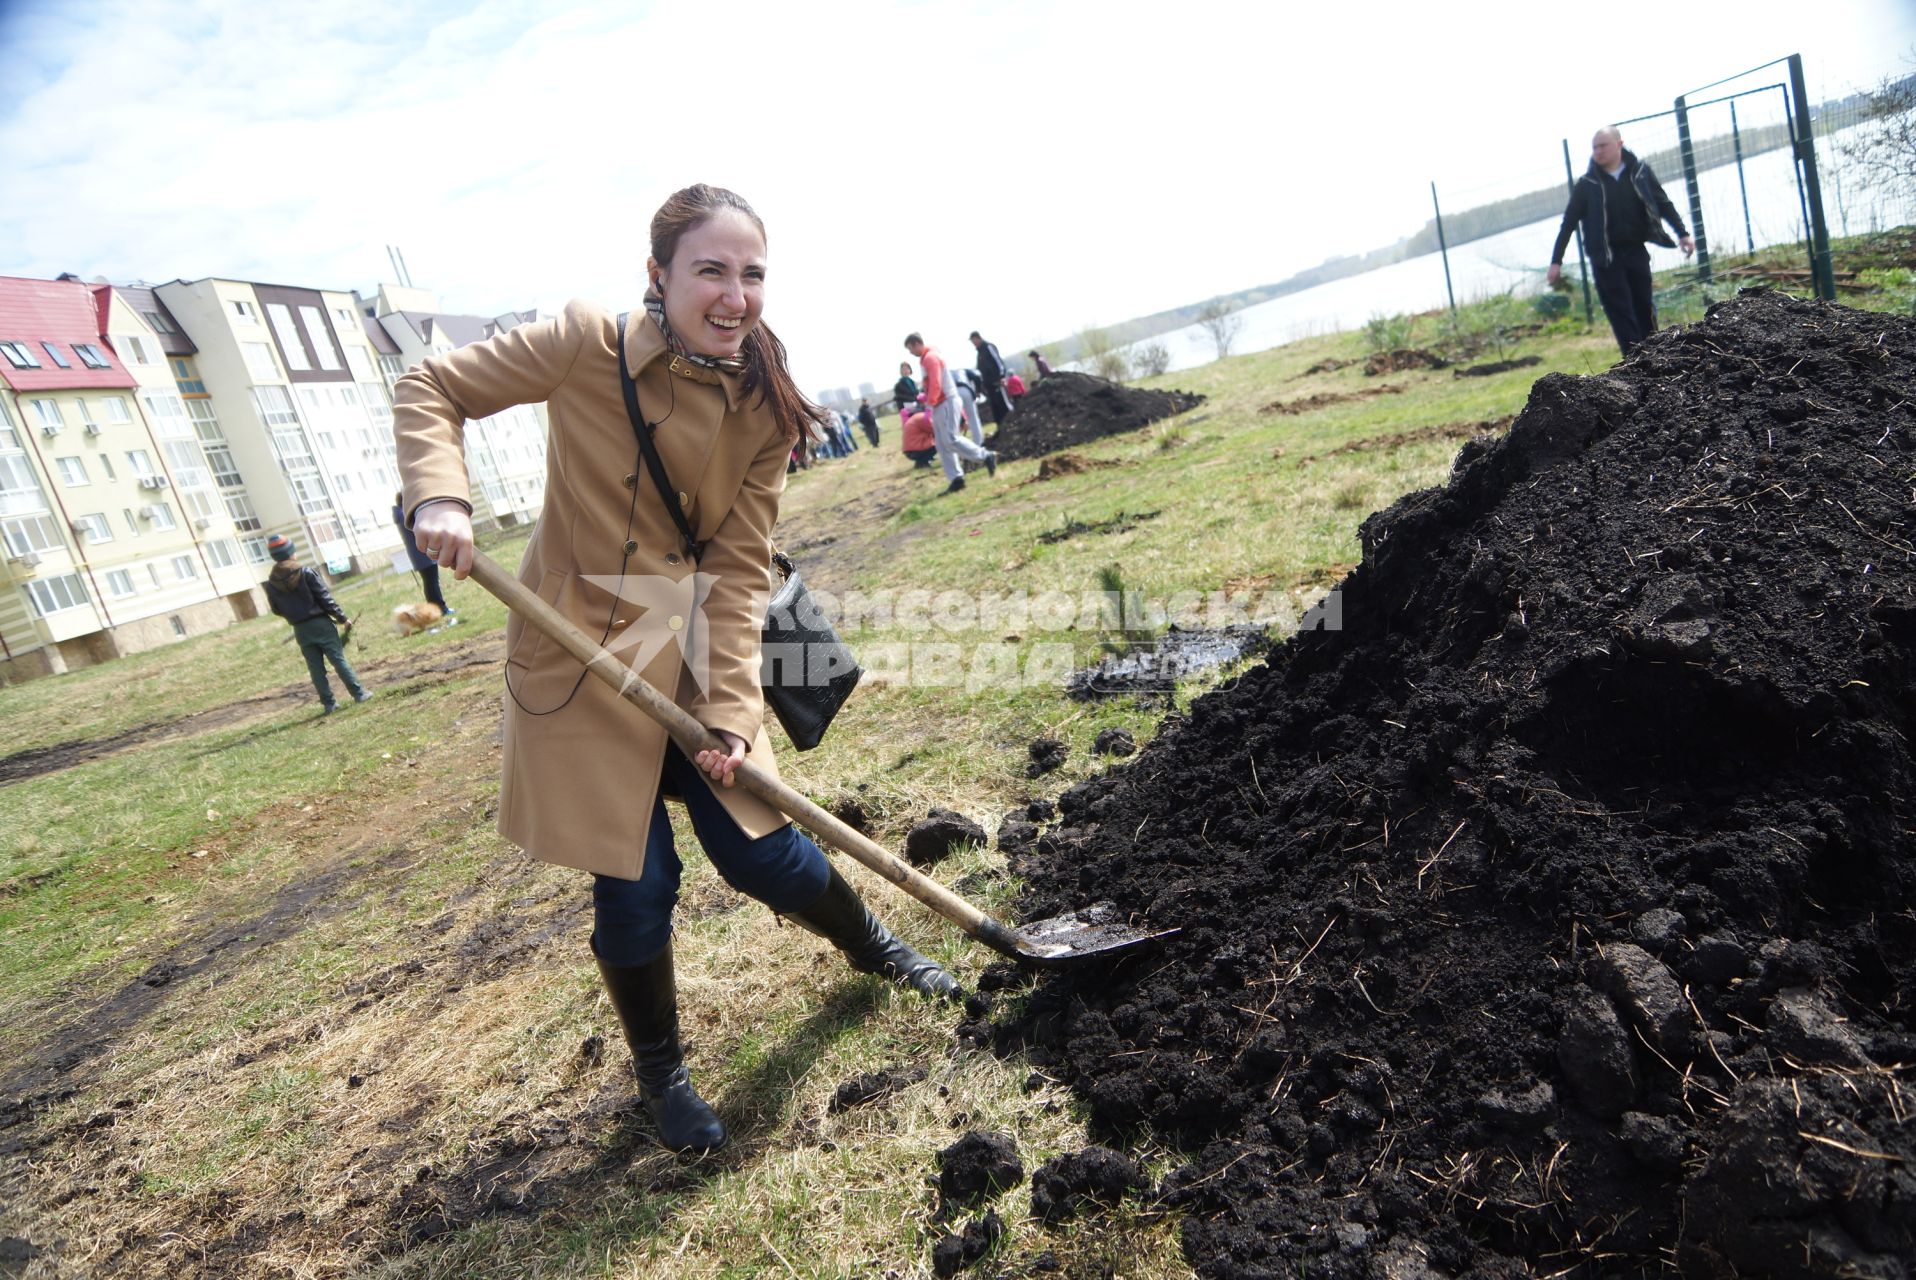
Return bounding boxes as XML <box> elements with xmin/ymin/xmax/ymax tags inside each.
<box><xmin>988</xmin><ymin>371</ymin><xmax>1204</xmax><ymax>461</ymax></box>
<box><xmin>975</xmin><ymin>291</ymin><xmax>1916</xmax><ymax>1279</ymax></box>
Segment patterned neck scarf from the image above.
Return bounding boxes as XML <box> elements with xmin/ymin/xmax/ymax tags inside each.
<box><xmin>644</xmin><ymin>287</ymin><xmax>748</xmax><ymax>375</ymax></box>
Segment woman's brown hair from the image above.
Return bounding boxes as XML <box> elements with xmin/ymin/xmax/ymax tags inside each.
<box><xmin>650</xmin><ymin>184</ymin><xmax>827</xmax><ymax>447</ymax></box>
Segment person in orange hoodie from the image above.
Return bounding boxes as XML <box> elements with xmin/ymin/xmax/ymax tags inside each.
<box><xmin>899</xmin><ymin>398</ymin><xmax>937</xmax><ymax>467</ymax></box>
<box><xmin>904</xmin><ymin>332</ymin><xmax>996</xmax><ymax>495</ymax></box>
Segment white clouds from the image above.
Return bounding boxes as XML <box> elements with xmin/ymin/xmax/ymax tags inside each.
<box><xmin>1</xmin><ymin>0</ymin><xmax>1911</xmax><ymax>392</ymax></box>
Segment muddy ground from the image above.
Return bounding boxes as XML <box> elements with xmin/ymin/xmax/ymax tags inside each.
<box><xmin>975</xmin><ymin>291</ymin><xmax>1916</xmax><ymax>1278</ymax></box>
<box><xmin>988</xmin><ymin>371</ymin><xmax>1204</xmax><ymax>462</ymax></box>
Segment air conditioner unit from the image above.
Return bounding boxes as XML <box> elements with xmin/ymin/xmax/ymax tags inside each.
<box><xmin>83</xmin><ymin>422</ymin><xmax>102</xmax><ymax>437</ymax></box>
<box><xmin>136</xmin><ymin>506</ymin><xmax>154</xmax><ymax>521</ymax></box>
<box><xmin>7</xmin><ymin>552</ymin><xmax>42</xmax><ymax>571</ymax></box>
<box><xmin>138</xmin><ymin>474</ymin><xmax>170</xmax><ymax>490</ymax></box>
<box><xmin>39</xmin><ymin>424</ymin><xmax>59</xmax><ymax>437</ymax></box>
<box><xmin>193</xmin><ymin>517</ymin><xmax>211</xmax><ymax>531</ymax></box>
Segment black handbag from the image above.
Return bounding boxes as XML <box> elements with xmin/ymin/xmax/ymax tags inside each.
<box><xmin>616</xmin><ymin>315</ymin><xmax>860</xmax><ymax>750</ymax></box>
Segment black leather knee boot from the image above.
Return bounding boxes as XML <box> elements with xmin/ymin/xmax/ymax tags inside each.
<box><xmin>595</xmin><ymin>946</ymin><xmax>726</xmax><ymax>1153</ymax></box>
<box><xmin>785</xmin><ymin>868</ymin><xmax>962</xmax><ymax>1001</ymax></box>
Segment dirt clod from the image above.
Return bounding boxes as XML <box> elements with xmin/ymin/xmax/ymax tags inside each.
<box><xmin>904</xmin><ymin>808</ymin><xmax>987</xmax><ymax>867</ymax></box>
<box><xmin>930</xmin><ymin>1209</ymin><xmax>1005</xmax><ymax>1277</ymax></box>
<box><xmin>828</xmin><ymin>1066</ymin><xmax>927</xmax><ymax>1114</ymax></box>
<box><xmin>936</xmin><ymin>1131</ymin><xmax>1024</xmax><ymax>1206</ymax></box>
<box><xmin>990</xmin><ymin>292</ymin><xmax>1916</xmax><ymax>1278</ymax></box>
<box><xmin>1029</xmin><ymin>1146</ymin><xmax>1145</xmax><ymax>1223</ymax></box>
<box><xmin>987</xmin><ymin>372</ymin><xmax>1204</xmax><ymax>462</ymax></box>
<box><xmin>1364</xmin><ymin>347</ymin><xmax>1450</xmax><ymax>375</ymax></box>
<box><xmin>1025</xmin><ymin>739</ymin><xmax>1068</xmax><ymax>778</ymax></box>
<box><xmin>1091</xmin><ymin>729</ymin><xmax>1136</xmax><ymax>757</ymax></box>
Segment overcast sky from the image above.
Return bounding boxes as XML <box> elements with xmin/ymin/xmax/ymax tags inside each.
<box><xmin>2</xmin><ymin>0</ymin><xmax>1912</xmax><ymax>393</ymax></box>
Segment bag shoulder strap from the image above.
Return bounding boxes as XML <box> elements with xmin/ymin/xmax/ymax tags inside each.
<box><xmin>616</xmin><ymin>312</ymin><xmax>702</xmax><ymax>563</ymax></box>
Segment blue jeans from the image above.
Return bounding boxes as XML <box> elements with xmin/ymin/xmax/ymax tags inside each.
<box><xmin>591</xmin><ymin>745</ymin><xmax>832</xmax><ymax>966</ymax></box>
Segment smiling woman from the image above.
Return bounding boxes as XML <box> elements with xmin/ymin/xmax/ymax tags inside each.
<box><xmin>393</xmin><ymin>183</ymin><xmax>960</xmax><ymax>1157</ymax></box>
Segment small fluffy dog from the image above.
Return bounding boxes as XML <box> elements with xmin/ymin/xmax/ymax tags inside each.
<box><xmin>391</xmin><ymin>601</ymin><xmax>445</xmax><ymax>636</ymax></box>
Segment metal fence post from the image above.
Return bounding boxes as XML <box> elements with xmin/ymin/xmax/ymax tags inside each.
<box><xmin>1431</xmin><ymin>182</ymin><xmax>1458</xmax><ymax>320</ymax></box>
<box><xmin>1563</xmin><ymin>139</ymin><xmax>1595</xmax><ymax>324</ymax></box>
<box><xmin>1788</xmin><ymin>53</ymin><xmax>1837</xmax><ymax>301</ymax></box>
<box><xmin>1673</xmin><ymin>95</ymin><xmax>1713</xmax><ymax>282</ymax></box>
<box><xmin>1730</xmin><ymin>98</ymin><xmax>1755</xmax><ymax>257</ymax></box>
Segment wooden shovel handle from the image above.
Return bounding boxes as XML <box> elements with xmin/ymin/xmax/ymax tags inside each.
<box><xmin>468</xmin><ymin>550</ymin><xmax>1024</xmax><ymax>957</ymax></box>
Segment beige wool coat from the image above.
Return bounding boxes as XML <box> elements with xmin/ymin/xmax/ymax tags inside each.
<box><xmin>394</xmin><ymin>300</ymin><xmax>792</xmax><ymax>880</ymax></box>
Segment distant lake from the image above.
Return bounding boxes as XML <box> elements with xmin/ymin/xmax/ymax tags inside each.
<box><xmin>1114</xmin><ymin>123</ymin><xmax>1914</xmax><ymax>374</ymax></box>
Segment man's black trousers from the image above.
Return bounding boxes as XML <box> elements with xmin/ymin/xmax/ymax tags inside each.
<box><xmin>1592</xmin><ymin>241</ymin><xmax>1657</xmax><ymax>356</ymax></box>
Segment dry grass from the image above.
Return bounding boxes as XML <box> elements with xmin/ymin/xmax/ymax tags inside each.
<box><xmin>0</xmin><ymin>293</ymin><xmax>1619</xmax><ymax>1278</ymax></box>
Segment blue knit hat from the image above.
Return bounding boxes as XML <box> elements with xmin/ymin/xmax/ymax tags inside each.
<box><xmin>267</xmin><ymin>534</ymin><xmax>295</xmax><ymax>561</ymax></box>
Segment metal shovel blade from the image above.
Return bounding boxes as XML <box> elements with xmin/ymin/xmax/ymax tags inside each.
<box><xmin>996</xmin><ymin>902</ymin><xmax>1180</xmax><ymax>969</ymax></box>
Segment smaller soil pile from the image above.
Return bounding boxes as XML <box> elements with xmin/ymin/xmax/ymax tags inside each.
<box><xmin>989</xmin><ymin>371</ymin><xmax>1203</xmax><ymax>461</ymax></box>
<box><xmin>979</xmin><ymin>290</ymin><xmax>1916</xmax><ymax>1279</ymax></box>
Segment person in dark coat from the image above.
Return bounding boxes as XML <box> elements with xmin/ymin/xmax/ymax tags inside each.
<box><xmin>968</xmin><ymin>331</ymin><xmax>1014</xmax><ymax>426</ymax></box>
<box><xmin>892</xmin><ymin>361</ymin><xmax>919</xmax><ymax>410</ymax></box>
<box><xmin>392</xmin><ymin>491</ymin><xmax>451</xmax><ymax>614</ymax></box>
<box><xmin>263</xmin><ymin>534</ymin><xmax>371</xmax><ymax>714</ymax></box>
<box><xmin>855</xmin><ymin>398</ymin><xmax>880</xmax><ymax>447</ymax></box>
<box><xmin>1028</xmin><ymin>349</ymin><xmax>1053</xmax><ymax>378</ymax></box>
<box><xmin>1548</xmin><ymin>126</ymin><xmax>1695</xmax><ymax>357</ymax></box>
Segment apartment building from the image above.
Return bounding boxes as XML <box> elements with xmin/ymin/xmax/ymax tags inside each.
<box><xmin>155</xmin><ymin>277</ymin><xmax>404</xmax><ymax>575</ymax></box>
<box><xmin>0</xmin><ymin>275</ymin><xmax>260</xmax><ymax>681</ymax></box>
<box><xmin>367</xmin><ymin>284</ymin><xmax>547</xmax><ymax>529</ymax></box>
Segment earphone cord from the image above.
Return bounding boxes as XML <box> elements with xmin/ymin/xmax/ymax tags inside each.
<box><xmin>503</xmin><ymin>366</ymin><xmax>677</xmax><ymax>716</ymax></box>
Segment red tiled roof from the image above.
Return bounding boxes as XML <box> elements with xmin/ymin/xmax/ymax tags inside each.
<box><xmin>0</xmin><ymin>275</ymin><xmax>137</xmax><ymax>391</ymax></box>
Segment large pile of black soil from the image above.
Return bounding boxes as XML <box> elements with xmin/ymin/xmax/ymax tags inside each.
<box><xmin>976</xmin><ymin>291</ymin><xmax>1916</xmax><ymax>1278</ymax></box>
<box><xmin>988</xmin><ymin>371</ymin><xmax>1204</xmax><ymax>461</ymax></box>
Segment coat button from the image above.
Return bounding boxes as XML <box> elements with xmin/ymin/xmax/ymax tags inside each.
<box><xmin>623</xmin><ymin>539</ymin><xmax>637</xmax><ymax>555</ymax></box>
<box><xmin>666</xmin><ymin>552</ymin><xmax>681</xmax><ymax>565</ymax></box>
<box><xmin>623</xmin><ymin>473</ymin><xmax>637</xmax><ymax>489</ymax></box>
<box><xmin>668</xmin><ymin>615</ymin><xmax>684</xmax><ymax>631</ymax></box>
<box><xmin>677</xmin><ymin>491</ymin><xmax>689</xmax><ymax>507</ymax></box>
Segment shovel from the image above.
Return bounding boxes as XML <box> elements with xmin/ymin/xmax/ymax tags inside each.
<box><xmin>468</xmin><ymin>549</ymin><xmax>1174</xmax><ymax>969</ymax></box>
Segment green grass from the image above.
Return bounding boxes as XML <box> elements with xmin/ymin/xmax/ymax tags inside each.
<box><xmin>2</xmin><ymin>233</ymin><xmax>1906</xmax><ymax>1279</ymax></box>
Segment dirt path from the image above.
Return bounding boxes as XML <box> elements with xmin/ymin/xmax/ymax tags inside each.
<box><xmin>0</xmin><ymin>632</ymin><xmax>503</xmax><ymax>786</ymax></box>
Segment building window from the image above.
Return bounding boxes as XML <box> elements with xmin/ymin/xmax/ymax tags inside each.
<box><xmin>31</xmin><ymin>400</ymin><xmax>62</xmax><ymax>430</ymax></box>
<box><xmin>231</xmin><ymin>300</ymin><xmax>258</xmax><ymax>325</ymax></box>
<box><xmin>1</xmin><ymin>514</ymin><xmax>62</xmax><ymax>557</ymax></box>
<box><xmin>378</xmin><ymin>353</ymin><xmax>405</xmax><ymax>380</ymax></box>
<box><xmin>102</xmin><ymin>395</ymin><xmax>131</xmax><ymax>423</ymax></box>
<box><xmin>99</xmin><ymin>454</ymin><xmax>115</xmax><ymax>480</ymax></box>
<box><xmin>147</xmin><ymin>503</ymin><xmax>176</xmax><ymax>530</ymax></box>
<box><xmin>0</xmin><ymin>341</ymin><xmax>41</xmax><ymax>368</ymax></box>
<box><xmin>181</xmin><ymin>487</ymin><xmax>216</xmax><ymax>521</ymax></box>
<box><xmin>142</xmin><ymin>309</ymin><xmax>178</xmax><ymax>336</ymax></box>
<box><xmin>203</xmin><ymin>441</ymin><xmax>243</xmax><ymax>489</ymax></box>
<box><xmin>40</xmin><ymin>342</ymin><xmax>72</xmax><ymax>368</ymax></box>
<box><xmin>334</xmin><ymin>305</ymin><xmax>356</xmax><ymax>327</ymax></box>
<box><xmin>172</xmin><ymin>554</ymin><xmax>198</xmax><ymax>580</ymax></box>
<box><xmin>170</xmin><ymin>616</ymin><xmax>187</xmax><ymax>637</ymax></box>
<box><xmin>72</xmin><ymin>343</ymin><xmax>111</xmax><ymax>369</ymax></box>
<box><xmin>56</xmin><ymin>456</ymin><xmax>88</xmax><ymax>486</ymax></box>
<box><xmin>241</xmin><ymin>534</ymin><xmax>269</xmax><ymax>563</ymax></box>
<box><xmin>126</xmin><ymin>449</ymin><xmax>155</xmax><ymax>477</ymax></box>
<box><xmin>26</xmin><ymin>573</ymin><xmax>90</xmax><ymax>616</ymax></box>
<box><xmin>266</xmin><ymin>304</ymin><xmax>311</xmax><ymax>371</ymax></box>
<box><xmin>344</xmin><ymin>346</ymin><xmax>375</xmax><ymax>380</ymax></box>
<box><xmin>75</xmin><ymin>512</ymin><xmax>112</xmax><ymax>543</ymax></box>
<box><xmin>119</xmin><ymin>333</ymin><xmax>155</xmax><ymax>365</ymax></box>
<box><xmin>300</xmin><ymin>305</ymin><xmax>342</xmax><ymax>370</ymax></box>
<box><xmin>254</xmin><ymin>385</ymin><xmax>298</xmax><ymax>426</ymax></box>
<box><xmin>206</xmin><ymin>538</ymin><xmax>239</xmax><ymax>569</ymax></box>
<box><xmin>71</xmin><ymin>398</ymin><xmax>94</xmax><ymax>425</ymax></box>
<box><xmin>224</xmin><ymin>492</ymin><xmax>261</xmax><ymax>531</ymax></box>
<box><xmin>0</xmin><ymin>454</ymin><xmax>49</xmax><ymax>517</ymax></box>
<box><xmin>123</xmin><ymin>508</ymin><xmax>139</xmax><ymax>535</ymax></box>
<box><xmin>106</xmin><ymin>568</ymin><xmax>135</xmax><ymax>598</ymax></box>
<box><xmin>171</xmin><ymin>358</ymin><xmax>206</xmax><ymax>395</ymax></box>
<box><xmin>242</xmin><ymin>342</ymin><xmax>280</xmax><ymax>382</ymax></box>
